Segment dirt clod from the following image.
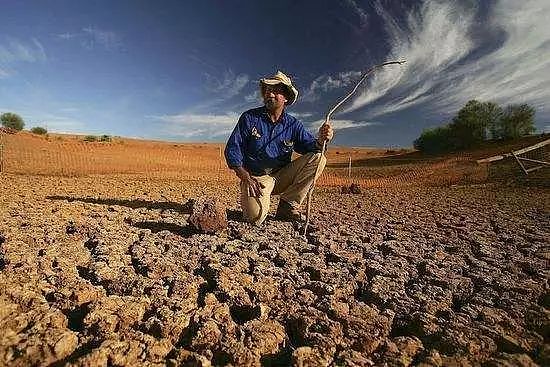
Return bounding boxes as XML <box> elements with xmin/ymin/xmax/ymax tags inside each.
<box><xmin>188</xmin><ymin>198</ymin><xmax>228</xmax><ymax>234</ymax></box>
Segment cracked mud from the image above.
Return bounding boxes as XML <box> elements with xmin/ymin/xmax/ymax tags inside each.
<box><xmin>0</xmin><ymin>174</ymin><xmax>548</xmax><ymax>366</ymax></box>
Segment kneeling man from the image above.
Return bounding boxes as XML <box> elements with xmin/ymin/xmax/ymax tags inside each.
<box><xmin>224</xmin><ymin>71</ymin><xmax>333</xmax><ymax>225</ymax></box>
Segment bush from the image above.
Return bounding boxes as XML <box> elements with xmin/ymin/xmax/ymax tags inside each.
<box><xmin>31</xmin><ymin>126</ymin><xmax>48</xmax><ymax>135</ymax></box>
<box><xmin>413</xmin><ymin>125</ymin><xmax>453</xmax><ymax>154</ymax></box>
<box><xmin>1</xmin><ymin>112</ymin><xmax>25</xmax><ymax>131</ymax></box>
<box><xmin>500</xmin><ymin>104</ymin><xmax>535</xmax><ymax>140</ymax></box>
<box><xmin>99</xmin><ymin>135</ymin><xmax>112</xmax><ymax>142</ymax></box>
<box><xmin>414</xmin><ymin>100</ymin><xmax>536</xmax><ymax>153</ymax></box>
<box><xmin>83</xmin><ymin>135</ymin><xmax>97</xmax><ymax>142</ymax></box>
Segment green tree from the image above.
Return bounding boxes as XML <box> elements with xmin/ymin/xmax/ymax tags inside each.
<box><xmin>481</xmin><ymin>102</ymin><xmax>504</xmax><ymax>140</ymax></box>
<box><xmin>1</xmin><ymin>112</ymin><xmax>25</xmax><ymax>131</ymax></box>
<box><xmin>500</xmin><ymin>104</ymin><xmax>536</xmax><ymax>139</ymax></box>
<box><xmin>448</xmin><ymin>100</ymin><xmax>486</xmax><ymax>148</ymax></box>
<box><xmin>413</xmin><ymin>125</ymin><xmax>453</xmax><ymax>154</ymax></box>
<box><xmin>30</xmin><ymin>126</ymin><xmax>48</xmax><ymax>135</ymax></box>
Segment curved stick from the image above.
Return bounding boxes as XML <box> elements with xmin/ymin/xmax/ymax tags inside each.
<box><xmin>303</xmin><ymin>60</ymin><xmax>406</xmax><ymax>236</ymax></box>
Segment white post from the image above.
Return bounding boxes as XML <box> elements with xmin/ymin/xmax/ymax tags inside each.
<box><xmin>348</xmin><ymin>155</ymin><xmax>352</xmax><ymax>179</ymax></box>
<box><xmin>0</xmin><ymin>143</ymin><xmax>3</xmax><ymax>174</ymax></box>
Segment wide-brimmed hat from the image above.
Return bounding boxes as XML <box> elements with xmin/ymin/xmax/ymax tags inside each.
<box><xmin>259</xmin><ymin>70</ymin><xmax>298</xmax><ymax>105</ymax></box>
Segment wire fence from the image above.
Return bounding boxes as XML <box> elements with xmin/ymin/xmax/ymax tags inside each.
<box><xmin>0</xmin><ymin>131</ymin><xmax>498</xmax><ymax>188</ymax></box>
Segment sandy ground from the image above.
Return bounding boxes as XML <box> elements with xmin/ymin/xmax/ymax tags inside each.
<box><xmin>1</xmin><ymin>172</ymin><xmax>548</xmax><ymax>366</ymax></box>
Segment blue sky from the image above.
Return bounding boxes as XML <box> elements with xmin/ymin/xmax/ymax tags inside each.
<box><xmin>1</xmin><ymin>0</ymin><xmax>549</xmax><ymax>147</ymax></box>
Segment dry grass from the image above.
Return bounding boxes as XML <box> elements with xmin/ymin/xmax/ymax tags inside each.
<box><xmin>1</xmin><ymin>131</ymin><xmax>546</xmax><ymax>188</ymax></box>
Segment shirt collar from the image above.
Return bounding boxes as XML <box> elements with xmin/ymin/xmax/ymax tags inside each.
<box><xmin>261</xmin><ymin>106</ymin><xmax>288</xmax><ymax>125</ymax></box>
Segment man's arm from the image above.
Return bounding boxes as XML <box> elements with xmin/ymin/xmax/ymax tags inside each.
<box><xmin>293</xmin><ymin>119</ymin><xmax>334</xmax><ymax>154</ymax></box>
<box><xmin>224</xmin><ymin>114</ymin><xmax>265</xmax><ymax>197</ymax></box>
<box><xmin>231</xmin><ymin>166</ymin><xmax>265</xmax><ymax>197</ymax></box>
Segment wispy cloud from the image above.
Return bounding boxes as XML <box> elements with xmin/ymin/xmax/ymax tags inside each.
<box><xmin>343</xmin><ymin>0</ymin><xmax>369</xmax><ymax>28</ymax></box>
<box><xmin>339</xmin><ymin>0</ymin><xmax>550</xmax><ymax>120</ymax></box>
<box><xmin>308</xmin><ymin>119</ymin><xmax>378</xmax><ymax>131</ymax></box>
<box><xmin>292</xmin><ymin>112</ymin><xmax>315</xmax><ymax>119</ymax></box>
<box><xmin>151</xmin><ymin>112</ymin><xmax>239</xmax><ymax>139</ymax></box>
<box><xmin>0</xmin><ymin>37</ymin><xmax>47</xmax><ymax>77</ymax></box>
<box><xmin>56</xmin><ymin>27</ymin><xmax>122</xmax><ymax>50</ymax></box>
<box><xmin>82</xmin><ymin>26</ymin><xmax>122</xmax><ymax>50</ymax></box>
<box><xmin>204</xmin><ymin>70</ymin><xmax>250</xmax><ymax>99</ymax></box>
<box><xmin>244</xmin><ymin>90</ymin><xmax>260</xmax><ymax>103</ymax></box>
<box><xmin>302</xmin><ymin>71</ymin><xmax>362</xmax><ymax>102</ymax></box>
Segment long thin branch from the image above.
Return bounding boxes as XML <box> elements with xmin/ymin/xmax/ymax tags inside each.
<box><xmin>303</xmin><ymin>59</ymin><xmax>406</xmax><ymax>236</ymax></box>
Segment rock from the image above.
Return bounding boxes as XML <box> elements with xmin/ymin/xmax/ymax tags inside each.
<box><xmin>65</xmin><ymin>221</ymin><xmax>77</xmax><ymax>235</ymax></box>
<box><xmin>349</xmin><ymin>183</ymin><xmax>362</xmax><ymax>194</ymax></box>
<box><xmin>167</xmin><ymin>350</ymin><xmax>212</xmax><ymax>367</ymax></box>
<box><xmin>334</xmin><ymin>350</ymin><xmax>374</xmax><ymax>366</ymax></box>
<box><xmin>53</xmin><ymin>331</ymin><xmax>78</xmax><ymax>358</ymax></box>
<box><xmin>292</xmin><ymin>346</ymin><xmax>330</xmax><ymax>366</ymax></box>
<box><xmin>340</xmin><ymin>183</ymin><xmax>362</xmax><ymax>194</ymax></box>
<box><xmin>378</xmin><ymin>336</ymin><xmax>424</xmax><ymax>366</ymax></box>
<box><xmin>188</xmin><ymin>198</ymin><xmax>228</xmax><ymax>234</ymax></box>
<box><xmin>484</xmin><ymin>353</ymin><xmax>538</xmax><ymax>367</ymax></box>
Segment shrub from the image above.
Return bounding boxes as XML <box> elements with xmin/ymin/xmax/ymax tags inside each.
<box><xmin>414</xmin><ymin>100</ymin><xmax>536</xmax><ymax>153</ymax></box>
<box><xmin>500</xmin><ymin>104</ymin><xmax>536</xmax><ymax>140</ymax></box>
<box><xmin>31</xmin><ymin>126</ymin><xmax>48</xmax><ymax>135</ymax></box>
<box><xmin>84</xmin><ymin>135</ymin><xmax>97</xmax><ymax>142</ymax></box>
<box><xmin>99</xmin><ymin>135</ymin><xmax>112</xmax><ymax>142</ymax></box>
<box><xmin>1</xmin><ymin>112</ymin><xmax>25</xmax><ymax>131</ymax></box>
<box><xmin>414</xmin><ymin>125</ymin><xmax>453</xmax><ymax>154</ymax></box>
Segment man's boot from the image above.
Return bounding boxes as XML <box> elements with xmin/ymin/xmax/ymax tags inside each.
<box><xmin>275</xmin><ymin>200</ymin><xmax>305</xmax><ymax>222</ymax></box>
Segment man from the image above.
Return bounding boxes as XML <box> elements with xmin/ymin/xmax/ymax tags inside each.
<box><xmin>224</xmin><ymin>71</ymin><xmax>333</xmax><ymax>225</ymax></box>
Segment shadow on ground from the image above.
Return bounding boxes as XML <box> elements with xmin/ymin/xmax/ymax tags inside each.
<box><xmin>47</xmin><ymin>196</ymin><xmax>193</xmax><ymax>213</ymax></box>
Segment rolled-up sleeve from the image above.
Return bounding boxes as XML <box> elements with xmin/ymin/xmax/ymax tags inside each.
<box><xmin>293</xmin><ymin>121</ymin><xmax>321</xmax><ymax>154</ymax></box>
<box><xmin>224</xmin><ymin>113</ymin><xmax>248</xmax><ymax>168</ymax></box>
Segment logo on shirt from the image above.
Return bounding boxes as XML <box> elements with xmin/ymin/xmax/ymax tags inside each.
<box><xmin>251</xmin><ymin>127</ymin><xmax>261</xmax><ymax>139</ymax></box>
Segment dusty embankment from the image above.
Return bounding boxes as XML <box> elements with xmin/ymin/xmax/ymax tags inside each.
<box><xmin>0</xmin><ymin>174</ymin><xmax>548</xmax><ymax>366</ymax></box>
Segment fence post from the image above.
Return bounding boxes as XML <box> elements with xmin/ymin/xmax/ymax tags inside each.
<box><xmin>348</xmin><ymin>155</ymin><xmax>352</xmax><ymax>179</ymax></box>
<box><xmin>0</xmin><ymin>143</ymin><xmax>3</xmax><ymax>173</ymax></box>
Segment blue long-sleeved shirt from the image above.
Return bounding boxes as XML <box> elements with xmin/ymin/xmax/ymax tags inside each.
<box><xmin>225</xmin><ymin>106</ymin><xmax>320</xmax><ymax>176</ymax></box>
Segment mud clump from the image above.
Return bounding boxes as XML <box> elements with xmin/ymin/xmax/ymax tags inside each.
<box><xmin>341</xmin><ymin>183</ymin><xmax>362</xmax><ymax>194</ymax></box>
<box><xmin>188</xmin><ymin>197</ymin><xmax>228</xmax><ymax>234</ymax></box>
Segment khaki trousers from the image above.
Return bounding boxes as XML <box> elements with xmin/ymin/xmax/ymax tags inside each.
<box><xmin>240</xmin><ymin>152</ymin><xmax>327</xmax><ymax>225</ymax></box>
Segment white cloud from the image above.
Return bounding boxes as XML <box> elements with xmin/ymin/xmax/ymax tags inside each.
<box><xmin>56</xmin><ymin>27</ymin><xmax>122</xmax><ymax>50</ymax></box>
<box><xmin>303</xmin><ymin>71</ymin><xmax>362</xmax><ymax>102</ymax></box>
<box><xmin>0</xmin><ymin>37</ymin><xmax>47</xmax><ymax>64</ymax></box>
<box><xmin>0</xmin><ymin>38</ymin><xmax>47</xmax><ymax>79</ymax></box>
<box><xmin>337</xmin><ymin>0</ymin><xmax>550</xmax><ymax>121</ymax></box>
<box><xmin>292</xmin><ymin>112</ymin><xmax>315</xmax><ymax>119</ymax></box>
<box><xmin>343</xmin><ymin>0</ymin><xmax>369</xmax><ymax>27</ymax></box>
<box><xmin>56</xmin><ymin>33</ymin><xmax>78</xmax><ymax>40</ymax></box>
<box><xmin>205</xmin><ymin>70</ymin><xmax>249</xmax><ymax>99</ymax></box>
<box><xmin>343</xmin><ymin>0</ymin><xmax>474</xmax><ymax>113</ymax></box>
<box><xmin>82</xmin><ymin>26</ymin><xmax>122</xmax><ymax>50</ymax></box>
<box><xmin>309</xmin><ymin>119</ymin><xmax>378</xmax><ymax>131</ymax></box>
<box><xmin>244</xmin><ymin>90</ymin><xmax>260</xmax><ymax>103</ymax></box>
<box><xmin>152</xmin><ymin>112</ymin><xmax>239</xmax><ymax>139</ymax></box>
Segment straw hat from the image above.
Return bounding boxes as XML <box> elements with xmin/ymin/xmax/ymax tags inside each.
<box><xmin>259</xmin><ymin>71</ymin><xmax>298</xmax><ymax>105</ymax></box>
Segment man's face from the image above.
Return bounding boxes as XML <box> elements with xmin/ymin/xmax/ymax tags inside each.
<box><xmin>262</xmin><ymin>84</ymin><xmax>288</xmax><ymax>111</ymax></box>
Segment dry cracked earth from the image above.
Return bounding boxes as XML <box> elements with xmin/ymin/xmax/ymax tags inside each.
<box><xmin>0</xmin><ymin>174</ymin><xmax>549</xmax><ymax>366</ymax></box>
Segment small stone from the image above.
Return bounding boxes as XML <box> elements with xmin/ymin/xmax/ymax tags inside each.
<box><xmin>188</xmin><ymin>197</ymin><xmax>228</xmax><ymax>234</ymax></box>
<box><xmin>292</xmin><ymin>347</ymin><xmax>329</xmax><ymax>367</ymax></box>
<box><xmin>349</xmin><ymin>183</ymin><xmax>362</xmax><ymax>194</ymax></box>
<box><xmin>53</xmin><ymin>332</ymin><xmax>78</xmax><ymax>358</ymax></box>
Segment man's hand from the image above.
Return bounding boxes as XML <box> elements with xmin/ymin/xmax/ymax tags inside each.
<box><xmin>317</xmin><ymin>123</ymin><xmax>334</xmax><ymax>144</ymax></box>
<box><xmin>234</xmin><ymin>167</ymin><xmax>265</xmax><ymax>198</ymax></box>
